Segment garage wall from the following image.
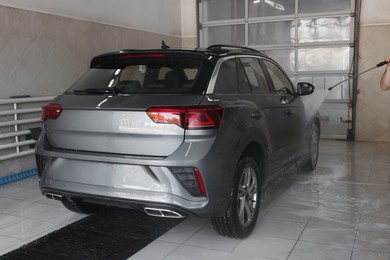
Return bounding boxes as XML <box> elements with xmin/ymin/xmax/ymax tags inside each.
<box><xmin>0</xmin><ymin>5</ymin><xmax>185</xmax><ymax>99</ymax></box>
<box><xmin>181</xmin><ymin>0</ymin><xmax>198</xmax><ymax>48</ymax></box>
<box><xmin>0</xmin><ymin>0</ymin><xmax>183</xmax><ymax>37</ymax></box>
<box><xmin>356</xmin><ymin>0</ymin><xmax>390</xmax><ymax>141</ymax></box>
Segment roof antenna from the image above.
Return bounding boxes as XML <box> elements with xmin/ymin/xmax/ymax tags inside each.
<box><xmin>161</xmin><ymin>41</ymin><xmax>170</xmax><ymax>50</ymax></box>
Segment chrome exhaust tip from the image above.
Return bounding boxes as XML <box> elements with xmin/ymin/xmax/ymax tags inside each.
<box><xmin>144</xmin><ymin>207</ymin><xmax>185</xmax><ymax>219</ymax></box>
<box><xmin>44</xmin><ymin>193</ymin><xmax>63</xmax><ymax>201</ymax></box>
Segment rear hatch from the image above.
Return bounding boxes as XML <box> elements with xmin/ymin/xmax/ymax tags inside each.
<box><xmin>42</xmin><ymin>51</ymin><xmax>215</xmax><ymax>157</ymax></box>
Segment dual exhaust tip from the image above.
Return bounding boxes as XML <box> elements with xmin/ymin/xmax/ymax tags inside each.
<box><xmin>44</xmin><ymin>193</ymin><xmax>185</xmax><ymax>219</ymax></box>
<box><xmin>144</xmin><ymin>207</ymin><xmax>185</xmax><ymax>219</ymax></box>
<box><xmin>44</xmin><ymin>193</ymin><xmax>63</xmax><ymax>201</ymax></box>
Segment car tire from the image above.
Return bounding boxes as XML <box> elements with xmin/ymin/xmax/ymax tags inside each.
<box><xmin>211</xmin><ymin>156</ymin><xmax>261</xmax><ymax>238</ymax></box>
<box><xmin>62</xmin><ymin>198</ymin><xmax>105</xmax><ymax>214</ymax></box>
<box><xmin>300</xmin><ymin>124</ymin><xmax>320</xmax><ymax>173</ymax></box>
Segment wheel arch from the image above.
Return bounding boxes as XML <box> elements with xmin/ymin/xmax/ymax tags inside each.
<box><xmin>239</xmin><ymin>141</ymin><xmax>268</xmax><ymax>185</ymax></box>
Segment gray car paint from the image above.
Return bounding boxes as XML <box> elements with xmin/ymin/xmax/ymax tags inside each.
<box><xmin>36</xmin><ymin>50</ymin><xmax>315</xmax><ymax>218</ymax></box>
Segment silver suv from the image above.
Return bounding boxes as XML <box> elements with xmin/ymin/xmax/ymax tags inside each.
<box><xmin>36</xmin><ymin>45</ymin><xmax>319</xmax><ymax>238</ymax></box>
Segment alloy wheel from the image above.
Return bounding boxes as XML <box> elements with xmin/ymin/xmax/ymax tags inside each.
<box><xmin>237</xmin><ymin>166</ymin><xmax>258</xmax><ymax>227</ymax></box>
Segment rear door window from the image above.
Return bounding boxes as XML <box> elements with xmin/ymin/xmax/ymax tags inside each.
<box><xmin>239</xmin><ymin>58</ymin><xmax>269</xmax><ymax>93</ymax></box>
<box><xmin>262</xmin><ymin>60</ymin><xmax>295</xmax><ymax>95</ymax></box>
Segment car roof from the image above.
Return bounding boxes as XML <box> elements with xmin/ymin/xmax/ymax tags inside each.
<box><xmin>118</xmin><ymin>44</ymin><xmax>267</xmax><ymax>56</ymax></box>
<box><xmin>90</xmin><ymin>44</ymin><xmax>269</xmax><ymax>68</ymax></box>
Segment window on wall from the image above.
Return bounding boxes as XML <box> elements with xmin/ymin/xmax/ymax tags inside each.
<box><xmin>248</xmin><ymin>0</ymin><xmax>295</xmax><ymax>17</ymax></box>
<box><xmin>202</xmin><ymin>0</ymin><xmax>245</xmax><ymax>21</ymax></box>
<box><xmin>204</xmin><ymin>25</ymin><xmax>245</xmax><ymax>46</ymax></box>
<box><xmin>298</xmin><ymin>0</ymin><xmax>351</xmax><ymax>13</ymax></box>
<box><xmin>199</xmin><ymin>0</ymin><xmax>356</xmax><ymax>101</ymax></box>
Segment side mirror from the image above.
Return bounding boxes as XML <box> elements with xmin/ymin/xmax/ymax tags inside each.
<box><xmin>297</xmin><ymin>82</ymin><xmax>315</xmax><ymax>96</ymax></box>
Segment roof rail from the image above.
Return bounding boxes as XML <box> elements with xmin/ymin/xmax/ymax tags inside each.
<box><xmin>207</xmin><ymin>44</ymin><xmax>261</xmax><ymax>53</ymax></box>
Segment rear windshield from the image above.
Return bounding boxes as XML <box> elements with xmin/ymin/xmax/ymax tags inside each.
<box><xmin>66</xmin><ymin>57</ymin><xmax>211</xmax><ymax>95</ymax></box>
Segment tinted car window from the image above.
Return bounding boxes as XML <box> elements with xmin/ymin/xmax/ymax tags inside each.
<box><xmin>239</xmin><ymin>58</ymin><xmax>269</xmax><ymax>93</ymax></box>
<box><xmin>214</xmin><ymin>59</ymin><xmax>238</xmax><ymax>94</ymax></box>
<box><xmin>236</xmin><ymin>59</ymin><xmax>252</xmax><ymax>92</ymax></box>
<box><xmin>69</xmin><ymin>68</ymin><xmax>115</xmax><ymax>93</ymax></box>
<box><xmin>262</xmin><ymin>60</ymin><xmax>295</xmax><ymax>94</ymax></box>
<box><xmin>67</xmin><ymin>59</ymin><xmax>206</xmax><ymax>94</ymax></box>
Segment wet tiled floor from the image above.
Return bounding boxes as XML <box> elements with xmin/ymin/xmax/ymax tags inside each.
<box><xmin>0</xmin><ymin>140</ymin><xmax>389</xmax><ymax>259</ymax></box>
<box><xmin>131</xmin><ymin>140</ymin><xmax>390</xmax><ymax>260</ymax></box>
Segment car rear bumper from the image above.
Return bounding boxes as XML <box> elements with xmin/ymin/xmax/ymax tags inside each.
<box><xmin>35</xmin><ymin>136</ymin><xmax>234</xmax><ymax>217</ymax></box>
<box><xmin>38</xmin><ymin>156</ymin><xmax>207</xmax><ymax>213</ymax></box>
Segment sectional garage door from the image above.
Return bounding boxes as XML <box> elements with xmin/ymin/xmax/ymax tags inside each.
<box><xmin>199</xmin><ymin>0</ymin><xmax>357</xmax><ymax>139</ymax></box>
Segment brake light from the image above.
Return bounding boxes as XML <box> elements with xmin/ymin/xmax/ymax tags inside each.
<box><xmin>41</xmin><ymin>104</ymin><xmax>62</xmax><ymax>123</ymax></box>
<box><xmin>146</xmin><ymin>106</ymin><xmax>224</xmax><ymax>130</ymax></box>
<box><xmin>119</xmin><ymin>53</ymin><xmax>165</xmax><ymax>59</ymax></box>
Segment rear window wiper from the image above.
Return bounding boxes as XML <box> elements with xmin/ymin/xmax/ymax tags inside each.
<box><xmin>73</xmin><ymin>88</ymin><xmax>117</xmax><ymax>94</ymax></box>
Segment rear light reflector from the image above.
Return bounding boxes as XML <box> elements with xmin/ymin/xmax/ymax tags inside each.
<box><xmin>194</xmin><ymin>168</ymin><xmax>206</xmax><ymax>197</ymax></box>
<box><xmin>41</xmin><ymin>104</ymin><xmax>62</xmax><ymax>123</ymax></box>
<box><xmin>35</xmin><ymin>154</ymin><xmax>47</xmax><ymax>178</ymax></box>
<box><xmin>170</xmin><ymin>167</ymin><xmax>207</xmax><ymax>197</ymax></box>
<box><xmin>147</xmin><ymin>106</ymin><xmax>224</xmax><ymax>130</ymax></box>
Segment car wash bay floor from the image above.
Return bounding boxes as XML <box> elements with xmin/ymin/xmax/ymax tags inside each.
<box><xmin>0</xmin><ymin>140</ymin><xmax>389</xmax><ymax>260</ymax></box>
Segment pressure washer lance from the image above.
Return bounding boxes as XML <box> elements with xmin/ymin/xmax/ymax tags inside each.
<box><xmin>328</xmin><ymin>60</ymin><xmax>389</xmax><ymax>91</ymax></box>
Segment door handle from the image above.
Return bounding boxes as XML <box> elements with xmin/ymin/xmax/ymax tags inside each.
<box><xmin>251</xmin><ymin>112</ymin><xmax>262</xmax><ymax>120</ymax></box>
<box><xmin>284</xmin><ymin>109</ymin><xmax>293</xmax><ymax>116</ymax></box>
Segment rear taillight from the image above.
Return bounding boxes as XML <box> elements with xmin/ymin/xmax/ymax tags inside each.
<box><xmin>170</xmin><ymin>167</ymin><xmax>207</xmax><ymax>197</ymax></box>
<box><xmin>41</xmin><ymin>104</ymin><xmax>62</xmax><ymax>123</ymax></box>
<box><xmin>146</xmin><ymin>106</ymin><xmax>224</xmax><ymax>130</ymax></box>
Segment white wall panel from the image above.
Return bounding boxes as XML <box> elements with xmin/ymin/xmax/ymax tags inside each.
<box><xmin>180</xmin><ymin>0</ymin><xmax>197</xmax><ymax>38</ymax></box>
<box><xmin>360</xmin><ymin>0</ymin><xmax>390</xmax><ymax>26</ymax></box>
<box><xmin>0</xmin><ymin>0</ymin><xmax>183</xmax><ymax>36</ymax></box>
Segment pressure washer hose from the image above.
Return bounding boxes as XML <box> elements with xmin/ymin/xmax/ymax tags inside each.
<box><xmin>328</xmin><ymin>60</ymin><xmax>389</xmax><ymax>91</ymax></box>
